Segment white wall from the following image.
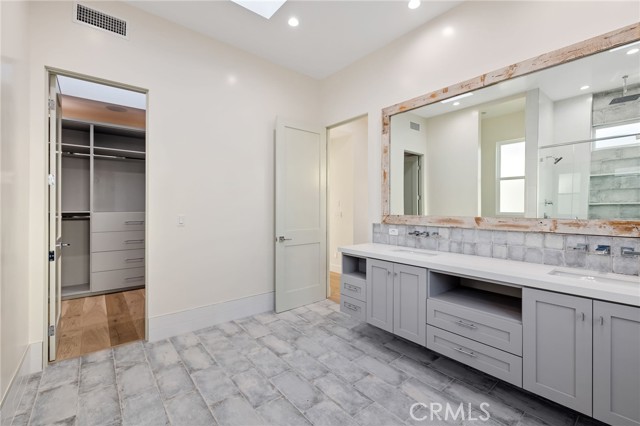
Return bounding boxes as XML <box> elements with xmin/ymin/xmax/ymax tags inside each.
<box><xmin>389</xmin><ymin>113</ymin><xmax>428</xmax><ymax>214</ymax></box>
<box><xmin>481</xmin><ymin>110</ymin><xmax>526</xmax><ymax>216</ymax></box>
<box><xmin>26</xmin><ymin>1</ymin><xmax>321</xmax><ymax>345</ymax></box>
<box><xmin>328</xmin><ymin>116</ymin><xmax>368</xmax><ymax>273</ymax></box>
<box><xmin>320</xmin><ymin>1</ymin><xmax>638</xmax><ymax>227</ymax></box>
<box><xmin>329</xmin><ymin>135</ymin><xmax>354</xmax><ymax>272</ymax></box>
<box><xmin>425</xmin><ymin>109</ymin><xmax>480</xmax><ymax>216</ymax></box>
<box><xmin>0</xmin><ymin>0</ymin><xmax>31</xmax><ymax>404</ymax></box>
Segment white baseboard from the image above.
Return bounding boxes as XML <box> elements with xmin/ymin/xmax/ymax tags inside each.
<box><xmin>148</xmin><ymin>291</ymin><xmax>275</xmax><ymax>342</ymax></box>
<box><xmin>0</xmin><ymin>342</ymin><xmax>42</xmax><ymax>425</ymax></box>
<box><xmin>330</xmin><ymin>263</ymin><xmax>342</xmax><ymax>274</ymax></box>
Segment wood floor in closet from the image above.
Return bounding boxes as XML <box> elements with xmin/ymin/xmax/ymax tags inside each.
<box><xmin>329</xmin><ymin>271</ymin><xmax>340</xmax><ymax>304</ymax></box>
<box><xmin>56</xmin><ymin>289</ymin><xmax>145</xmax><ymax>361</ymax></box>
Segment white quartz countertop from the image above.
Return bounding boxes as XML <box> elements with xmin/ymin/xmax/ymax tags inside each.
<box><xmin>339</xmin><ymin>243</ymin><xmax>640</xmax><ymax>307</ymax></box>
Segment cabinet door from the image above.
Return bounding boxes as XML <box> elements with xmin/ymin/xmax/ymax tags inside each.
<box><xmin>393</xmin><ymin>264</ymin><xmax>427</xmax><ymax>345</ymax></box>
<box><xmin>523</xmin><ymin>288</ymin><xmax>592</xmax><ymax>415</ymax></box>
<box><xmin>366</xmin><ymin>259</ymin><xmax>394</xmax><ymax>332</ymax></box>
<box><xmin>593</xmin><ymin>301</ymin><xmax>640</xmax><ymax>426</ymax></box>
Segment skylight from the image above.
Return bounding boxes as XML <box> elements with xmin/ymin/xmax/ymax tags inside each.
<box><xmin>230</xmin><ymin>0</ymin><xmax>287</xmax><ymax>19</ymax></box>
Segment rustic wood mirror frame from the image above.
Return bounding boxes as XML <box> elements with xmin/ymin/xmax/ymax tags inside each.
<box><xmin>381</xmin><ymin>23</ymin><xmax>640</xmax><ymax>237</ymax></box>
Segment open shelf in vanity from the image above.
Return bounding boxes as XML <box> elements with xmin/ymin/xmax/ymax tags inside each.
<box><xmin>426</xmin><ymin>270</ymin><xmax>524</xmax><ymax>386</ymax></box>
<box><xmin>340</xmin><ymin>255</ymin><xmax>367</xmax><ymax>321</ymax></box>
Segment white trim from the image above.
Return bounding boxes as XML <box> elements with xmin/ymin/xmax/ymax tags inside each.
<box><xmin>148</xmin><ymin>292</ymin><xmax>274</xmax><ymax>342</ymax></box>
<box><xmin>0</xmin><ymin>343</ymin><xmax>43</xmax><ymax>424</ymax></box>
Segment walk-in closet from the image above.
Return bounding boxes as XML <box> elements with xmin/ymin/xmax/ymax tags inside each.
<box><xmin>55</xmin><ymin>76</ymin><xmax>147</xmax><ymax>360</ymax></box>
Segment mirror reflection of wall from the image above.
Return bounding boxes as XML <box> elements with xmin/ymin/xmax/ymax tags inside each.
<box><xmin>388</xmin><ymin>40</ymin><xmax>640</xmax><ymax>221</ymax></box>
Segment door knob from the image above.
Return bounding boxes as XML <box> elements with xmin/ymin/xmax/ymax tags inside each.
<box><xmin>56</xmin><ymin>242</ymin><xmax>71</xmax><ymax>248</ymax></box>
<box><xmin>278</xmin><ymin>236</ymin><xmax>292</xmax><ymax>242</ymax></box>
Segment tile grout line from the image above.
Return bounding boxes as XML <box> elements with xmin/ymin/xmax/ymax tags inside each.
<box><xmin>140</xmin><ymin>343</ymin><xmax>173</xmax><ymax>425</ymax></box>
<box><xmin>167</xmin><ymin>335</ymin><xmax>221</xmax><ymax>424</ymax></box>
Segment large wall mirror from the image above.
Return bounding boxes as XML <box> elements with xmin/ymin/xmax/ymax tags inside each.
<box><xmin>382</xmin><ymin>23</ymin><xmax>640</xmax><ymax>236</ymax></box>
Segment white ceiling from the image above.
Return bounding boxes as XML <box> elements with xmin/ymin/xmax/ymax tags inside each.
<box><xmin>57</xmin><ymin>75</ymin><xmax>147</xmax><ymax>109</ymax></box>
<box><xmin>411</xmin><ymin>41</ymin><xmax>640</xmax><ymax>119</ymax></box>
<box><xmin>127</xmin><ymin>0</ymin><xmax>462</xmax><ymax>79</ymax></box>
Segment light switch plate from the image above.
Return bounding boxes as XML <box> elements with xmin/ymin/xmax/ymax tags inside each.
<box><xmin>177</xmin><ymin>215</ymin><xmax>185</xmax><ymax>226</ymax></box>
<box><xmin>389</xmin><ymin>228</ymin><xmax>398</xmax><ymax>236</ymax></box>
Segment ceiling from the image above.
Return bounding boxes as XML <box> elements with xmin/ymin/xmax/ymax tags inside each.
<box><xmin>127</xmin><ymin>0</ymin><xmax>462</xmax><ymax>79</ymax></box>
<box><xmin>57</xmin><ymin>75</ymin><xmax>147</xmax><ymax>109</ymax></box>
<box><xmin>410</xmin><ymin>41</ymin><xmax>640</xmax><ymax>119</ymax></box>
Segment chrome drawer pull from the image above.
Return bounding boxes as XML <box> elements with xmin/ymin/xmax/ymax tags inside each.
<box><xmin>125</xmin><ymin>276</ymin><xmax>144</xmax><ymax>281</ymax></box>
<box><xmin>125</xmin><ymin>221</ymin><xmax>144</xmax><ymax>225</ymax></box>
<box><xmin>125</xmin><ymin>239</ymin><xmax>145</xmax><ymax>244</ymax></box>
<box><xmin>456</xmin><ymin>320</ymin><xmax>477</xmax><ymax>329</ymax></box>
<box><xmin>125</xmin><ymin>258</ymin><xmax>145</xmax><ymax>262</ymax></box>
<box><xmin>453</xmin><ymin>347</ymin><xmax>476</xmax><ymax>357</ymax></box>
<box><xmin>344</xmin><ymin>283</ymin><xmax>360</xmax><ymax>293</ymax></box>
<box><xmin>344</xmin><ymin>302</ymin><xmax>360</xmax><ymax>312</ymax></box>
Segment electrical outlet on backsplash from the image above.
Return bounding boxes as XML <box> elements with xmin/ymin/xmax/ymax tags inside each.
<box><xmin>371</xmin><ymin>223</ymin><xmax>640</xmax><ymax>276</ymax></box>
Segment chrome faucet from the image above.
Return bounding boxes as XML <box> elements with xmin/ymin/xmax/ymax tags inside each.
<box><xmin>621</xmin><ymin>247</ymin><xmax>640</xmax><ymax>257</ymax></box>
<box><xmin>570</xmin><ymin>243</ymin><xmax>588</xmax><ymax>252</ymax></box>
<box><xmin>595</xmin><ymin>245</ymin><xmax>611</xmax><ymax>255</ymax></box>
<box><xmin>408</xmin><ymin>230</ymin><xmax>429</xmax><ymax>237</ymax></box>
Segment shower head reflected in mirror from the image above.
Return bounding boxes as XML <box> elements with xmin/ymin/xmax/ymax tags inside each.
<box><xmin>541</xmin><ymin>156</ymin><xmax>563</xmax><ymax>164</ymax></box>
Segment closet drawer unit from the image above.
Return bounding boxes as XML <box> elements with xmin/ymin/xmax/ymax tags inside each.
<box><xmin>427</xmin><ymin>299</ymin><xmax>522</xmax><ymax>356</ymax></box>
<box><xmin>341</xmin><ymin>295</ymin><xmax>366</xmax><ymax>321</ymax></box>
<box><xmin>92</xmin><ymin>212</ymin><xmax>145</xmax><ymax>233</ymax></box>
<box><xmin>341</xmin><ymin>275</ymin><xmax>366</xmax><ymax>302</ymax></box>
<box><xmin>92</xmin><ymin>231</ymin><xmax>145</xmax><ymax>252</ymax></box>
<box><xmin>92</xmin><ymin>268</ymin><xmax>145</xmax><ymax>292</ymax></box>
<box><xmin>427</xmin><ymin>325</ymin><xmax>522</xmax><ymax>387</ymax></box>
<box><xmin>91</xmin><ymin>249</ymin><xmax>145</xmax><ymax>272</ymax></box>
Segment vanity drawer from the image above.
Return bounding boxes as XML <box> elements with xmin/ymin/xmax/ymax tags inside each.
<box><xmin>92</xmin><ymin>249</ymin><xmax>145</xmax><ymax>272</ymax></box>
<box><xmin>92</xmin><ymin>231</ymin><xmax>145</xmax><ymax>252</ymax></box>
<box><xmin>341</xmin><ymin>295</ymin><xmax>366</xmax><ymax>321</ymax></box>
<box><xmin>427</xmin><ymin>325</ymin><xmax>522</xmax><ymax>387</ymax></box>
<box><xmin>341</xmin><ymin>274</ymin><xmax>366</xmax><ymax>302</ymax></box>
<box><xmin>91</xmin><ymin>267</ymin><xmax>145</xmax><ymax>292</ymax></box>
<box><xmin>427</xmin><ymin>298</ymin><xmax>522</xmax><ymax>356</ymax></box>
<box><xmin>92</xmin><ymin>212</ymin><xmax>145</xmax><ymax>233</ymax></box>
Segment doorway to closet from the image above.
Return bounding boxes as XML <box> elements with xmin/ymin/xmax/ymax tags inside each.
<box><xmin>327</xmin><ymin>115</ymin><xmax>368</xmax><ymax>304</ymax></box>
<box><xmin>48</xmin><ymin>73</ymin><xmax>148</xmax><ymax>361</ymax></box>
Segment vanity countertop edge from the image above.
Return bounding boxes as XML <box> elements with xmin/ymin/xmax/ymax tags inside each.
<box><xmin>339</xmin><ymin>243</ymin><xmax>640</xmax><ymax>307</ymax></box>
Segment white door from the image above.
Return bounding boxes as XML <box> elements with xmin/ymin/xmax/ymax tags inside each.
<box><xmin>48</xmin><ymin>74</ymin><xmax>63</xmax><ymax>361</ymax></box>
<box><xmin>275</xmin><ymin>118</ymin><xmax>327</xmax><ymax>313</ymax></box>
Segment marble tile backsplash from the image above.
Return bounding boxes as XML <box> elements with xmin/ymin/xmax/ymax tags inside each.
<box><xmin>372</xmin><ymin>224</ymin><xmax>640</xmax><ymax>276</ymax></box>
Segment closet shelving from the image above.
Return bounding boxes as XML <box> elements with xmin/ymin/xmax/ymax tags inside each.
<box><xmin>60</xmin><ymin>118</ymin><xmax>146</xmax><ymax>299</ymax></box>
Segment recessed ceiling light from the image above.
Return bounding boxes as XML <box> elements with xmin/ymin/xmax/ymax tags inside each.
<box><xmin>609</xmin><ymin>41</ymin><xmax>640</xmax><ymax>52</ymax></box>
<box><xmin>452</xmin><ymin>102</ymin><xmax>460</xmax><ymax>106</ymax></box>
<box><xmin>442</xmin><ymin>26</ymin><xmax>454</xmax><ymax>36</ymax></box>
<box><xmin>580</xmin><ymin>85</ymin><xmax>590</xmax><ymax>90</ymax></box>
<box><xmin>441</xmin><ymin>92</ymin><xmax>473</xmax><ymax>104</ymax></box>
<box><xmin>627</xmin><ymin>48</ymin><xmax>639</xmax><ymax>55</ymax></box>
<box><xmin>288</xmin><ymin>17</ymin><xmax>299</xmax><ymax>27</ymax></box>
<box><xmin>408</xmin><ymin>0</ymin><xmax>421</xmax><ymax>9</ymax></box>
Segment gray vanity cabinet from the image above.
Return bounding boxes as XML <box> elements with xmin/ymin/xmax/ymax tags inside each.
<box><xmin>523</xmin><ymin>288</ymin><xmax>593</xmax><ymax>416</ymax></box>
<box><xmin>593</xmin><ymin>301</ymin><xmax>640</xmax><ymax>426</ymax></box>
<box><xmin>393</xmin><ymin>264</ymin><xmax>427</xmax><ymax>345</ymax></box>
<box><xmin>366</xmin><ymin>259</ymin><xmax>394</xmax><ymax>332</ymax></box>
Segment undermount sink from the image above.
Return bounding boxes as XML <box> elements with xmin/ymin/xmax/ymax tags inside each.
<box><xmin>391</xmin><ymin>249</ymin><xmax>438</xmax><ymax>257</ymax></box>
<box><xmin>548</xmin><ymin>268</ymin><xmax>640</xmax><ymax>286</ymax></box>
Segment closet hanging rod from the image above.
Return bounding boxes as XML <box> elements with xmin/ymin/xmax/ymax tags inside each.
<box><xmin>94</xmin><ymin>153</ymin><xmax>145</xmax><ymax>161</ymax></box>
<box><xmin>62</xmin><ymin>215</ymin><xmax>90</xmax><ymax>220</ymax></box>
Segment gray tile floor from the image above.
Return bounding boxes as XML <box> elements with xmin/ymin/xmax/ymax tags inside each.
<box><xmin>9</xmin><ymin>299</ymin><xmax>607</xmax><ymax>426</ymax></box>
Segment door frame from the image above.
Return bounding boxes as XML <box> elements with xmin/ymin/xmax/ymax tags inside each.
<box><xmin>43</xmin><ymin>67</ymin><xmax>150</xmax><ymax>365</ymax></box>
<box><xmin>325</xmin><ymin>114</ymin><xmax>368</xmax><ymax>298</ymax></box>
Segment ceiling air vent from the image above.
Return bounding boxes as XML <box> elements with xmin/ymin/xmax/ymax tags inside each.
<box><xmin>74</xmin><ymin>3</ymin><xmax>128</xmax><ymax>38</ymax></box>
<box><xmin>410</xmin><ymin>121</ymin><xmax>421</xmax><ymax>131</ymax></box>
